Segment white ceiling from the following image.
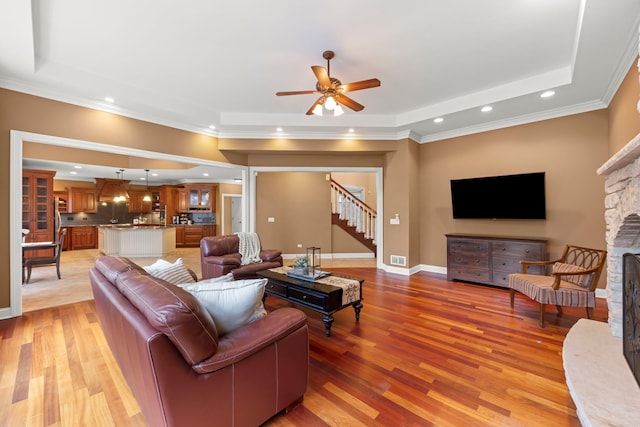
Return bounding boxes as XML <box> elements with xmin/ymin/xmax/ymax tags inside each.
<box><xmin>1</xmin><ymin>1</ymin><xmax>639</xmax><ymax>159</ymax></box>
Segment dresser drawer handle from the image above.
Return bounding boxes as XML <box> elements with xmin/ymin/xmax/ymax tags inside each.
<box><xmin>302</xmin><ymin>295</ymin><xmax>307</xmax><ymax>300</ymax></box>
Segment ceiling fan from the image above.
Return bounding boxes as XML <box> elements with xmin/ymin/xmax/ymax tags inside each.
<box><xmin>276</xmin><ymin>50</ymin><xmax>381</xmax><ymax>116</ymax></box>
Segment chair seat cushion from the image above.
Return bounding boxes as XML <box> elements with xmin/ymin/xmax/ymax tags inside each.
<box><xmin>509</xmin><ymin>273</ymin><xmax>596</xmax><ymax>307</ymax></box>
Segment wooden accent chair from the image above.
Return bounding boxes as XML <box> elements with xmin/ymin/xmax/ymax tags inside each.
<box><xmin>25</xmin><ymin>228</ymin><xmax>67</xmax><ymax>284</ymax></box>
<box><xmin>508</xmin><ymin>244</ymin><xmax>607</xmax><ymax>327</ymax></box>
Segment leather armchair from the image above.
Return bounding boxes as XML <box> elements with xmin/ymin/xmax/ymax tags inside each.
<box><xmin>201</xmin><ymin>234</ymin><xmax>283</xmax><ymax>280</ymax></box>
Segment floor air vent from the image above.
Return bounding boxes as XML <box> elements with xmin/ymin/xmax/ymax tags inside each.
<box><xmin>390</xmin><ymin>255</ymin><xmax>406</xmax><ymax>266</ymax></box>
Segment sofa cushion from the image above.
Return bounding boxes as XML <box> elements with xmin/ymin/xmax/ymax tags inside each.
<box><xmin>146</xmin><ymin>258</ymin><xmax>196</xmax><ymax>285</ymax></box>
<box><xmin>114</xmin><ymin>270</ymin><xmax>219</xmax><ymax>365</ymax></box>
<box><xmin>180</xmin><ymin>277</ymin><xmax>268</xmax><ymax>335</ymax></box>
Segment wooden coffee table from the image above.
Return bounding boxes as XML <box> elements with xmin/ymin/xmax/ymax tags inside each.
<box><xmin>257</xmin><ymin>269</ymin><xmax>364</xmax><ymax>337</ymax></box>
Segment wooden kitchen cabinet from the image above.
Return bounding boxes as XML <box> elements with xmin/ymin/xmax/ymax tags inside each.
<box><xmin>202</xmin><ymin>224</ymin><xmax>216</xmax><ymax>238</ymax></box>
<box><xmin>184</xmin><ymin>226</ymin><xmax>203</xmax><ymax>247</ymax></box>
<box><xmin>127</xmin><ymin>190</ymin><xmax>152</xmax><ymax>213</ymax></box>
<box><xmin>174</xmin><ymin>225</ymin><xmax>214</xmax><ymax>247</ymax></box>
<box><xmin>54</xmin><ymin>191</ymin><xmax>69</xmax><ymax>213</ymax></box>
<box><xmin>177</xmin><ymin>189</ymin><xmax>189</xmax><ymax>213</ymax></box>
<box><xmin>22</xmin><ymin>169</ymin><xmax>56</xmax><ymax>257</ymax></box>
<box><xmin>68</xmin><ymin>187</ymin><xmax>97</xmax><ymax>213</ymax></box>
<box><xmin>175</xmin><ymin>226</ymin><xmax>185</xmax><ymax>247</ymax></box>
<box><xmin>71</xmin><ymin>226</ymin><xmax>97</xmax><ymax>250</ymax></box>
<box><xmin>177</xmin><ymin>185</ymin><xmax>217</xmax><ymax>213</ymax></box>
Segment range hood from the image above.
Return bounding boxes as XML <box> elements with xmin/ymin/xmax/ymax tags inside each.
<box><xmin>95</xmin><ymin>178</ymin><xmax>129</xmax><ymax>202</ymax></box>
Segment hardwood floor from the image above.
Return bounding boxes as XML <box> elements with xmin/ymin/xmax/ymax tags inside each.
<box><xmin>2</xmin><ymin>258</ymin><xmax>607</xmax><ymax>426</ymax></box>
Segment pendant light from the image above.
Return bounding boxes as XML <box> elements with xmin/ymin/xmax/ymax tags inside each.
<box><xmin>114</xmin><ymin>169</ymin><xmax>129</xmax><ymax>203</ymax></box>
<box><xmin>143</xmin><ymin>169</ymin><xmax>152</xmax><ymax>202</ymax></box>
<box><xmin>113</xmin><ymin>171</ymin><xmax>124</xmax><ymax>203</ymax></box>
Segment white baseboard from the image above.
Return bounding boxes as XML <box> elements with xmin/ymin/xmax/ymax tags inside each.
<box><xmin>0</xmin><ymin>307</ymin><xmax>15</xmax><ymax>320</ymax></box>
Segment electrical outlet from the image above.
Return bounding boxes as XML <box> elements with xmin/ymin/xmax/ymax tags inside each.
<box><xmin>267</xmin><ymin>217</ymin><xmax>275</xmax><ymax>223</ymax></box>
<box><xmin>297</xmin><ymin>243</ymin><xmax>303</xmax><ymax>248</ymax></box>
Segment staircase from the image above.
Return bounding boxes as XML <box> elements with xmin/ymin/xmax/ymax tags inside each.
<box><xmin>330</xmin><ymin>179</ymin><xmax>377</xmax><ymax>255</ymax></box>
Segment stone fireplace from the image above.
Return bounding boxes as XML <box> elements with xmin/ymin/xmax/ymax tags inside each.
<box><xmin>561</xmin><ymin>53</ymin><xmax>640</xmax><ymax>425</ymax></box>
<box><xmin>598</xmin><ymin>131</ymin><xmax>640</xmax><ymax>339</ymax></box>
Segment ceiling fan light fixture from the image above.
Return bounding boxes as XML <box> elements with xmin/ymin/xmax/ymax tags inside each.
<box><xmin>312</xmin><ymin>103</ymin><xmax>324</xmax><ymax>116</ymax></box>
<box><xmin>324</xmin><ymin>96</ymin><xmax>337</xmax><ymax>110</ymax></box>
<box><xmin>333</xmin><ymin>105</ymin><xmax>344</xmax><ymax>116</ymax></box>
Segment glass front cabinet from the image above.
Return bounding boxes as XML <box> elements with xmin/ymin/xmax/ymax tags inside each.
<box><xmin>22</xmin><ymin>169</ymin><xmax>56</xmax><ymax>257</ymax></box>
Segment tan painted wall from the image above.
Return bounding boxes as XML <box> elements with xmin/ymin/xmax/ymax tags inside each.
<box><xmin>255</xmin><ymin>172</ymin><xmax>332</xmax><ymax>254</ymax></box>
<box><xmin>384</xmin><ymin>139</ymin><xmax>420</xmax><ymax>266</ymax></box>
<box><xmin>420</xmin><ymin>110</ymin><xmax>610</xmax><ymax>284</ymax></box>
<box><xmin>608</xmin><ymin>57</ymin><xmax>640</xmax><ymax>155</ymax></box>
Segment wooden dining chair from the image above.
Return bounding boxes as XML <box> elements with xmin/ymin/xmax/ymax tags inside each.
<box><xmin>25</xmin><ymin>228</ymin><xmax>67</xmax><ymax>284</ymax></box>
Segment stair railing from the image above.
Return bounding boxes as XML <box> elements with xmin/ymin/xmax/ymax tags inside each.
<box><xmin>330</xmin><ymin>179</ymin><xmax>377</xmax><ymax>244</ymax></box>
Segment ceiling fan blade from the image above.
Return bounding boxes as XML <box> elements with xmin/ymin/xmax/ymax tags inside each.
<box><xmin>311</xmin><ymin>65</ymin><xmax>332</xmax><ymax>89</ymax></box>
<box><xmin>336</xmin><ymin>94</ymin><xmax>365</xmax><ymax>112</ymax></box>
<box><xmin>305</xmin><ymin>97</ymin><xmax>323</xmax><ymax>115</ymax></box>
<box><xmin>339</xmin><ymin>78</ymin><xmax>381</xmax><ymax>92</ymax></box>
<box><xmin>276</xmin><ymin>90</ymin><xmax>317</xmax><ymax>96</ymax></box>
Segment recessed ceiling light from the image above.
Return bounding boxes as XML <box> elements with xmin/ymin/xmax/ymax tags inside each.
<box><xmin>203</xmin><ymin>173</ymin><xmax>209</xmax><ymax>177</ymax></box>
<box><xmin>348</xmin><ymin>128</ymin><xmax>355</xmax><ymax>133</ymax></box>
<box><xmin>70</xmin><ymin>171</ymin><xmax>77</xmax><ymax>175</ymax></box>
<box><xmin>540</xmin><ymin>90</ymin><xmax>555</xmax><ymax>98</ymax></box>
<box><xmin>276</xmin><ymin>127</ymin><xmax>283</xmax><ymax>132</ymax></box>
<box><xmin>233</xmin><ymin>178</ymin><xmax>242</xmax><ymax>182</ymax></box>
<box><xmin>105</xmin><ymin>97</ymin><xmax>115</xmax><ymax>103</ymax></box>
<box><xmin>151</xmin><ymin>173</ymin><xmax>158</xmax><ymax>177</ymax></box>
<box><xmin>209</xmin><ymin>125</ymin><xmax>216</xmax><ymax>129</ymax></box>
<box><xmin>74</xmin><ymin>165</ymin><xmax>82</xmax><ymax>169</ymax></box>
<box><xmin>481</xmin><ymin>106</ymin><xmax>493</xmax><ymax>112</ymax></box>
<box><xmin>434</xmin><ymin>117</ymin><xmax>444</xmax><ymax>123</ymax></box>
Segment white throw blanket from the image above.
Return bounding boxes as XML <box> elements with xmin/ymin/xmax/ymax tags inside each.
<box><xmin>235</xmin><ymin>232</ymin><xmax>262</xmax><ymax>265</ymax></box>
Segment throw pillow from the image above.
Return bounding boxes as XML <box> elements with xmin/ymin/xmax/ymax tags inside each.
<box><xmin>552</xmin><ymin>262</ymin><xmax>591</xmax><ymax>288</ymax></box>
<box><xmin>142</xmin><ymin>258</ymin><xmax>173</xmax><ymax>275</ymax></box>
<box><xmin>147</xmin><ymin>258</ymin><xmax>196</xmax><ymax>285</ymax></box>
<box><xmin>180</xmin><ymin>278</ymin><xmax>268</xmax><ymax>335</ymax></box>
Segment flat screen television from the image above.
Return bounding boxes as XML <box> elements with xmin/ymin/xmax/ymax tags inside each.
<box><xmin>450</xmin><ymin>172</ymin><xmax>546</xmax><ymax>220</ymax></box>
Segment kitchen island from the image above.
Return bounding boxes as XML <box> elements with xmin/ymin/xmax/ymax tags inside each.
<box><xmin>98</xmin><ymin>225</ymin><xmax>176</xmax><ymax>258</ymax></box>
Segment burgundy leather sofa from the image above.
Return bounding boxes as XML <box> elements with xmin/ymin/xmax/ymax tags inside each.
<box><xmin>89</xmin><ymin>256</ymin><xmax>308</xmax><ymax>427</ymax></box>
<box><xmin>200</xmin><ymin>235</ymin><xmax>283</xmax><ymax>280</ymax></box>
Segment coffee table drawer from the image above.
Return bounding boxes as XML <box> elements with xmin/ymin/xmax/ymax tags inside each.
<box><xmin>288</xmin><ymin>288</ymin><xmax>326</xmax><ymax>310</ymax></box>
<box><xmin>265</xmin><ymin>281</ymin><xmax>287</xmax><ymax>297</ymax></box>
